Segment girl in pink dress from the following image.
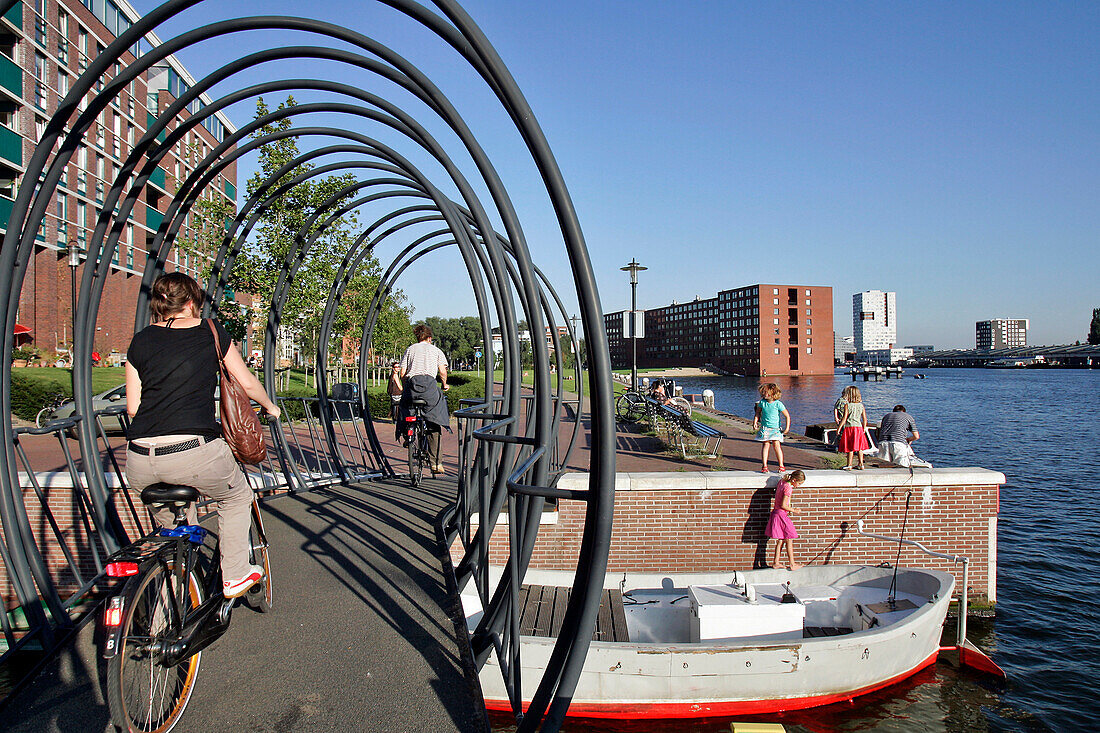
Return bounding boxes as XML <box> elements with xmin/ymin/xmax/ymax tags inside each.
<box><xmin>765</xmin><ymin>470</ymin><xmax>804</xmax><ymax>570</ymax></box>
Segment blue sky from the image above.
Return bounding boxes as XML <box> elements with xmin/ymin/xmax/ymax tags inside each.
<box><xmin>132</xmin><ymin>1</ymin><xmax>1099</xmax><ymax>348</ymax></box>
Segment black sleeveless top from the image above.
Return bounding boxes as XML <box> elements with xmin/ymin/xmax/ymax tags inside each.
<box><xmin>126</xmin><ymin>320</ymin><xmax>231</xmax><ymax>439</ymax></box>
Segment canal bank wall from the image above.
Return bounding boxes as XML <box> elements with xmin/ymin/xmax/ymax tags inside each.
<box><xmin>470</xmin><ymin>467</ymin><xmax>1002</xmax><ymax>607</ymax></box>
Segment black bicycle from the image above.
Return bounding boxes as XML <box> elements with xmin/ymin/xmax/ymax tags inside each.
<box><xmin>614</xmin><ymin>390</ymin><xmax>647</xmax><ymax>422</ymax></box>
<box><xmin>405</xmin><ymin>397</ymin><xmax>431</xmax><ymax>486</ymax></box>
<box><xmin>102</xmin><ymin>483</ymin><xmax>272</xmax><ymax>733</ymax></box>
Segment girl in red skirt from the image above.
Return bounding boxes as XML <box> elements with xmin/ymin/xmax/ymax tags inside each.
<box><xmin>766</xmin><ymin>470</ymin><xmax>804</xmax><ymax>570</ymax></box>
<box><xmin>837</xmin><ymin>386</ymin><xmax>870</xmax><ymax>469</ymax></box>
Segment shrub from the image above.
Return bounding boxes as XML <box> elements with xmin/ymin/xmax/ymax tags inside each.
<box><xmin>11</xmin><ymin>373</ymin><xmax>69</xmax><ymax>421</ymax></box>
<box><xmin>11</xmin><ymin>346</ymin><xmax>42</xmax><ymax>362</ymax></box>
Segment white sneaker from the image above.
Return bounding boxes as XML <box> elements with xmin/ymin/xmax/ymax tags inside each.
<box><xmin>223</xmin><ymin>565</ymin><xmax>264</xmax><ymax>598</ymax></box>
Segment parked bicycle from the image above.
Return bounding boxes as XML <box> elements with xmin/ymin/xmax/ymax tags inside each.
<box><xmin>404</xmin><ymin>397</ymin><xmax>432</xmax><ymax>486</ymax></box>
<box><xmin>614</xmin><ymin>390</ymin><xmax>647</xmax><ymax>422</ymax></box>
<box><xmin>35</xmin><ymin>393</ymin><xmax>68</xmax><ymax>429</ymax></box>
<box><xmin>102</xmin><ymin>483</ymin><xmax>271</xmax><ymax>733</ymax></box>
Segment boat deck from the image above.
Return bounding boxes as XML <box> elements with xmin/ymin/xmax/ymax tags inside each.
<box><xmin>519</xmin><ymin>584</ymin><xmax>631</xmax><ymax>642</ymax></box>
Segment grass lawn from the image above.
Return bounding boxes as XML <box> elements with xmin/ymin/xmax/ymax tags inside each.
<box><xmin>12</xmin><ymin>366</ymin><xmax>126</xmax><ymax>394</ymax></box>
<box><xmin>452</xmin><ymin>369</ymin><xmax>616</xmax><ymax>399</ymax></box>
<box><xmin>11</xmin><ymin>365</ymin><xmax>320</xmax><ymax>396</ymax></box>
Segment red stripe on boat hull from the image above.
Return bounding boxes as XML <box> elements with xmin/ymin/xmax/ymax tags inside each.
<box><xmin>484</xmin><ymin>649</ymin><xmax>940</xmax><ymax>719</ymax></box>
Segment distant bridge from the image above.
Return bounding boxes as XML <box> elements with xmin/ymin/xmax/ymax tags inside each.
<box><xmin>917</xmin><ymin>343</ymin><xmax>1100</xmax><ymax>367</ymax></box>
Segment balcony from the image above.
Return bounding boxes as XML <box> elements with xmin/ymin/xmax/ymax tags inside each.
<box><xmin>0</xmin><ymin>125</ymin><xmax>20</xmax><ymax>166</ymax></box>
<box><xmin>0</xmin><ymin>195</ymin><xmax>12</xmax><ymax>229</ymax></box>
<box><xmin>145</xmin><ymin>205</ymin><xmax>163</xmax><ymax>233</ymax></box>
<box><xmin>2</xmin><ymin>2</ymin><xmax>20</xmax><ymax>31</ymax></box>
<box><xmin>0</xmin><ymin>54</ymin><xmax>21</xmax><ymax>101</ymax></box>
<box><xmin>149</xmin><ymin>166</ymin><xmax>167</xmax><ymax>191</ymax></box>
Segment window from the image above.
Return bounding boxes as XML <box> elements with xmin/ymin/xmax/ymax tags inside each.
<box><xmin>774</xmin><ymin>348</ymin><xmax>780</xmax><ymax>354</ymax></box>
<box><xmin>76</xmin><ymin>200</ymin><xmax>86</xmax><ymax>245</ymax></box>
<box><xmin>56</xmin><ymin>70</ymin><xmax>68</xmax><ymax>106</ymax></box>
<box><xmin>58</xmin><ymin>13</ymin><xmax>70</xmax><ymax>65</ymax></box>
<box><xmin>807</xmin><ymin>347</ymin><xmax>813</xmax><ymax>355</ymax></box>
<box><xmin>35</xmin><ymin>115</ymin><xmax>47</xmax><ymax>139</ymax></box>
<box><xmin>126</xmin><ymin>224</ymin><xmax>133</xmax><ymax>268</ymax></box>
<box><xmin>95</xmin><ymin>154</ymin><xmax>104</xmax><ymax>202</ymax></box>
<box><xmin>806</xmin><ymin>299</ymin><xmax>811</xmax><ymax>306</ymax></box>
<box><xmin>94</xmin><ymin>44</ymin><xmax>104</xmax><ymax>90</ymax></box>
<box><xmin>112</xmin><ymin>114</ymin><xmax>120</xmax><ymax>157</ymax></box>
<box><xmin>33</xmin><ymin>52</ymin><xmax>48</xmax><ymax>109</ymax></box>
<box><xmin>805</xmin><ymin>289</ymin><xmax>810</xmax><ymax>296</ymax></box>
<box><xmin>806</xmin><ymin>328</ymin><xmax>812</xmax><ymax>335</ymax></box>
<box><xmin>34</xmin><ymin>0</ymin><xmax>46</xmax><ymax>46</ymax></box>
<box><xmin>76</xmin><ymin>147</ymin><xmax>87</xmax><ymax>193</ymax></box>
<box><xmin>56</xmin><ymin>191</ymin><xmax>67</xmax><ymax>239</ymax></box>
<box><xmin>773</xmin><ymin>298</ymin><xmax>779</xmax><ymax>305</ymax></box>
<box><xmin>78</xmin><ymin>29</ymin><xmax>88</xmax><ymax>73</ymax></box>
<box><xmin>772</xmin><ymin>288</ymin><xmax>778</xmax><ymax>295</ymax></box>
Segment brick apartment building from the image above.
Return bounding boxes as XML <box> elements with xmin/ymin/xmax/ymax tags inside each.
<box><xmin>604</xmin><ymin>284</ymin><xmax>834</xmax><ymax>377</ymax></box>
<box><xmin>1</xmin><ymin>0</ymin><xmax>236</xmax><ymax>362</ymax></box>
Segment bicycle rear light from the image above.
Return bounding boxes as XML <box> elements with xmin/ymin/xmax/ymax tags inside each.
<box><xmin>106</xmin><ymin>561</ymin><xmax>140</xmax><ymax>577</ymax></box>
<box><xmin>105</xmin><ymin>596</ymin><xmax>124</xmax><ymax>627</ymax></box>
<box><xmin>405</xmin><ymin>416</ymin><xmax>417</xmax><ymax>422</ymax></box>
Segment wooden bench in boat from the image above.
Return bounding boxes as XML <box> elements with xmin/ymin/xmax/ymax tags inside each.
<box><xmin>518</xmin><ymin>584</ymin><xmax>630</xmax><ymax>642</ymax></box>
<box><xmin>803</xmin><ymin>626</ymin><xmax>854</xmax><ymax>638</ymax></box>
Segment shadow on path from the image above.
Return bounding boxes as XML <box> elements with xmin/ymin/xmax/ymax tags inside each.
<box><xmin>0</xmin><ymin>477</ymin><xmax>488</xmax><ymax>733</ymax></box>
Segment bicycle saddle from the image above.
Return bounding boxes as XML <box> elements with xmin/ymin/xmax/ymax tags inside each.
<box><xmin>410</xmin><ymin>398</ymin><xmax>430</xmax><ymax>406</ymax></box>
<box><xmin>140</xmin><ymin>482</ymin><xmax>200</xmax><ymax>507</ymax></box>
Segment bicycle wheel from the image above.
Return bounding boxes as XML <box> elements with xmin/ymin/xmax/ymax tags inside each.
<box><xmin>244</xmin><ymin>498</ymin><xmax>273</xmax><ymax>613</ymax></box>
<box><xmin>106</xmin><ymin>563</ymin><xmax>203</xmax><ymax>733</ymax></box>
<box><xmin>669</xmin><ymin>396</ymin><xmax>692</xmax><ymax>417</ymax></box>
<box><xmin>408</xmin><ymin>425</ymin><xmax>423</xmax><ymax>487</ymax></box>
<box><xmin>615</xmin><ymin>393</ymin><xmax>645</xmax><ymax>422</ymax></box>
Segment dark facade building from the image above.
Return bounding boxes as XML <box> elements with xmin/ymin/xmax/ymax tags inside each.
<box><xmin>604</xmin><ymin>284</ymin><xmax>834</xmax><ymax>377</ymax></box>
<box><xmin>975</xmin><ymin>318</ymin><xmax>1028</xmax><ymax>350</ymax></box>
<box><xmin>2</xmin><ymin>0</ymin><xmax>236</xmax><ymax>362</ymax></box>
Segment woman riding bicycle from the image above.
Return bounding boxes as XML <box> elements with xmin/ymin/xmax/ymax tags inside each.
<box><xmin>124</xmin><ymin>273</ymin><xmax>280</xmax><ymax>599</ymax></box>
<box><xmin>398</xmin><ymin>324</ymin><xmax>449</xmax><ymax>474</ymax></box>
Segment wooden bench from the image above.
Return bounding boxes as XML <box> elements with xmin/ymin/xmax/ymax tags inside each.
<box><xmin>518</xmin><ymin>584</ymin><xmax>630</xmax><ymax>642</ymax></box>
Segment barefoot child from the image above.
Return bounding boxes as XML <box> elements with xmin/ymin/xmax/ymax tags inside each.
<box><xmin>837</xmin><ymin>386</ymin><xmax>871</xmax><ymax>469</ymax></box>
<box><xmin>766</xmin><ymin>470</ymin><xmax>804</xmax><ymax>570</ymax></box>
<box><xmin>753</xmin><ymin>383</ymin><xmax>791</xmax><ymax>473</ymax></box>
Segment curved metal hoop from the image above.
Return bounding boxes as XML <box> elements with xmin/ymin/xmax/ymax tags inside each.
<box><xmin>0</xmin><ymin>3</ymin><xmax>615</xmax><ymax>729</ymax></box>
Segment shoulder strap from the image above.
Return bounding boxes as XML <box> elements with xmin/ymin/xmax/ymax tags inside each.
<box><xmin>206</xmin><ymin>319</ymin><xmax>225</xmax><ymax>365</ymax></box>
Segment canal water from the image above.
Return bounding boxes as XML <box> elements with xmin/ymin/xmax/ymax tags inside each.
<box><xmin>497</xmin><ymin>368</ymin><xmax>1098</xmax><ymax>732</ymax></box>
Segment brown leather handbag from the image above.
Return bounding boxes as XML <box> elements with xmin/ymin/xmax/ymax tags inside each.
<box><xmin>207</xmin><ymin>320</ymin><xmax>267</xmax><ymax>464</ymax></box>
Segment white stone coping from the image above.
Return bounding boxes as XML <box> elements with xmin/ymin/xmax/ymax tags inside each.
<box><xmin>556</xmin><ymin>467</ymin><xmax>1006</xmax><ymax>492</ymax></box>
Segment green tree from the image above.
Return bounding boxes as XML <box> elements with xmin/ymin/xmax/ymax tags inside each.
<box><xmin>1090</xmin><ymin>308</ymin><xmax>1100</xmax><ymax>345</ymax></box>
<box><xmin>232</xmin><ymin>97</ymin><xmax>411</xmax><ymax>367</ymax></box>
<box><xmin>171</xmin><ymin>166</ymin><xmax>250</xmax><ymax>340</ymax></box>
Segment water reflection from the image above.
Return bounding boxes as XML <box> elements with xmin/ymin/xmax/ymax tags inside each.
<box><xmin>489</xmin><ymin>369</ymin><xmax>1100</xmax><ymax>731</ymax></box>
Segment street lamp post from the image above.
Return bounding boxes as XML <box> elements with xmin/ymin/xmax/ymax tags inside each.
<box><xmin>569</xmin><ymin>313</ymin><xmax>581</xmax><ymax>369</ymax></box>
<box><xmin>620</xmin><ymin>259</ymin><xmax>647</xmax><ymax>390</ymax></box>
<box><xmin>66</xmin><ymin>239</ymin><xmax>81</xmax><ymax>365</ymax></box>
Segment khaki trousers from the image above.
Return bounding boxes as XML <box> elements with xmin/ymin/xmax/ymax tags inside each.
<box><xmin>126</xmin><ymin>437</ymin><xmax>254</xmax><ymax>581</ymax></box>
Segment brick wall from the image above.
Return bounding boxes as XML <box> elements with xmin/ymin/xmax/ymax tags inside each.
<box><xmin>460</xmin><ymin>468</ymin><xmax>1002</xmax><ymax>605</ymax></box>
<box><xmin>1</xmin><ymin>473</ymin><xmax>146</xmax><ymax>610</ymax></box>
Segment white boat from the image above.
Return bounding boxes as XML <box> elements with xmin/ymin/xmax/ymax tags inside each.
<box><xmin>461</xmin><ymin>527</ymin><xmax>1002</xmax><ymax>720</ymax></box>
